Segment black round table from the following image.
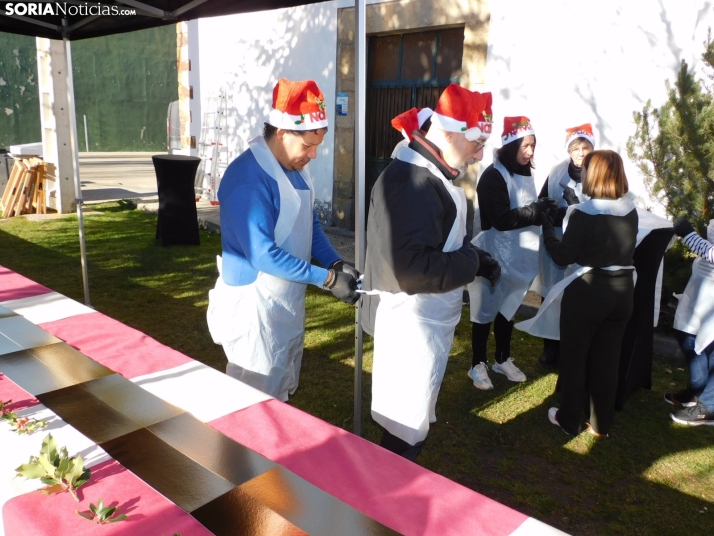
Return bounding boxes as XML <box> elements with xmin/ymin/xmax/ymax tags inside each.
<box><xmin>151</xmin><ymin>155</ymin><xmax>201</xmax><ymax>246</ymax></box>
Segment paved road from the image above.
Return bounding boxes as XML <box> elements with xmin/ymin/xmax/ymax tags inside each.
<box><xmin>79</xmin><ymin>152</ymin><xmax>161</xmax><ymax>203</ymax></box>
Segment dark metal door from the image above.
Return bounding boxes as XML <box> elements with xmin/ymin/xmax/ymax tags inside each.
<box><xmin>365</xmin><ymin>28</ymin><xmax>464</xmax><ymax>218</ymax></box>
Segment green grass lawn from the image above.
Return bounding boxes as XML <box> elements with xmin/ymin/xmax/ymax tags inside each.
<box><xmin>1</xmin><ymin>203</ymin><xmax>713</xmax><ymax>535</ymax></box>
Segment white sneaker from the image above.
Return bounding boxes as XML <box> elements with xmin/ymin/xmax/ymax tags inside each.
<box><xmin>548</xmin><ymin>407</ymin><xmax>571</xmax><ymax>436</ymax></box>
<box><xmin>548</xmin><ymin>407</ymin><xmax>559</xmax><ymax>426</ymax></box>
<box><xmin>468</xmin><ymin>363</ymin><xmax>493</xmax><ymax>390</ymax></box>
<box><xmin>492</xmin><ymin>357</ymin><xmax>527</xmax><ymax>382</ymax></box>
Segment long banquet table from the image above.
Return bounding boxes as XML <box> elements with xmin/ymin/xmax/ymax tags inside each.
<box><xmin>0</xmin><ymin>265</ymin><xmax>565</xmax><ymax>535</ymax></box>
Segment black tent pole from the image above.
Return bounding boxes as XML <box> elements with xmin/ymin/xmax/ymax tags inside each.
<box><xmin>62</xmin><ymin>19</ymin><xmax>91</xmax><ymax>306</ymax></box>
<box><xmin>353</xmin><ymin>0</ymin><xmax>366</xmax><ymax>436</ymax></box>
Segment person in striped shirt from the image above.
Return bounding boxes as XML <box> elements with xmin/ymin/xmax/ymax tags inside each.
<box><xmin>667</xmin><ymin>217</ymin><xmax>714</xmax><ymax>426</ymax></box>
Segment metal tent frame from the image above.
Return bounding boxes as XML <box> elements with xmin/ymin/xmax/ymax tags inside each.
<box><xmin>1</xmin><ymin>0</ymin><xmax>369</xmax><ymax>433</ymax></box>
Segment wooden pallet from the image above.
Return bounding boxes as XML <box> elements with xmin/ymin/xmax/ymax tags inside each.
<box><xmin>0</xmin><ymin>157</ymin><xmax>47</xmax><ymax>218</ymax></box>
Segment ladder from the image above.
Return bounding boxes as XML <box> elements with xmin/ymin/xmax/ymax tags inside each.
<box><xmin>194</xmin><ymin>88</ymin><xmax>228</xmax><ymax>205</ymax></box>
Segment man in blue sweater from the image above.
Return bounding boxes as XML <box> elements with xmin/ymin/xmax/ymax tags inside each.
<box><xmin>207</xmin><ymin>78</ymin><xmax>359</xmax><ymax>401</ymax></box>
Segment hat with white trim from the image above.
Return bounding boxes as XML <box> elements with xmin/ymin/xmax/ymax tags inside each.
<box><xmin>428</xmin><ymin>84</ymin><xmax>490</xmax><ymax>142</ymax></box>
<box><xmin>268</xmin><ymin>78</ymin><xmax>328</xmax><ymax>130</ymax></box>
<box><xmin>391</xmin><ymin>107</ymin><xmax>434</xmax><ymax>141</ymax></box>
<box><xmin>501</xmin><ymin>116</ymin><xmax>535</xmax><ymax>145</ymax></box>
<box><xmin>564</xmin><ymin>123</ymin><xmax>596</xmax><ymax>149</ymax></box>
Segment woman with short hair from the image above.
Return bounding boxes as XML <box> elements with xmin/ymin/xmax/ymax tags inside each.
<box><xmin>543</xmin><ymin>150</ymin><xmax>638</xmax><ymax>436</ymax></box>
<box><xmin>536</xmin><ymin>124</ymin><xmax>595</xmax><ymax>366</ymax></box>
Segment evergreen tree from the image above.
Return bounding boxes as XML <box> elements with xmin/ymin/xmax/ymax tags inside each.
<box><xmin>627</xmin><ymin>35</ymin><xmax>714</xmax><ymax>233</ymax></box>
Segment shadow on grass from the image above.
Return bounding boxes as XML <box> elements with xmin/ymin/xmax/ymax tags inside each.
<box><xmin>2</xmin><ymin>209</ymin><xmax>712</xmax><ymax>535</ymax></box>
<box><xmin>295</xmin><ymin>302</ymin><xmax>714</xmax><ymax>536</ymax></box>
<box><xmin>0</xmin><ymin>210</ymin><xmax>226</xmax><ymax>371</ymax></box>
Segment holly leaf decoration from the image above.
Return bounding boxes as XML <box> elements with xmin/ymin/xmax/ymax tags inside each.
<box><xmin>10</xmin><ymin>417</ymin><xmax>48</xmax><ymax>435</ymax></box>
<box><xmin>76</xmin><ymin>511</ymin><xmax>95</xmax><ymax>521</ymax></box>
<box><xmin>67</xmin><ymin>455</ymin><xmax>92</xmax><ymax>490</ymax></box>
<box><xmin>76</xmin><ymin>499</ymin><xmax>129</xmax><ymax>524</ymax></box>
<box><xmin>15</xmin><ymin>433</ymin><xmax>91</xmax><ymax>502</ymax></box>
<box><xmin>0</xmin><ymin>399</ymin><xmax>12</xmax><ymax>413</ymax></box>
<box><xmin>40</xmin><ymin>484</ymin><xmax>65</xmax><ymax>496</ymax></box>
<box><xmin>1</xmin><ymin>399</ymin><xmax>18</xmax><ymax>423</ymax></box>
<box><xmin>16</xmin><ymin>459</ymin><xmax>47</xmax><ymax>480</ymax></box>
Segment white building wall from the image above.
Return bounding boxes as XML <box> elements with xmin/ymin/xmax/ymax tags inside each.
<box><xmin>483</xmin><ymin>0</ymin><xmax>714</xmax><ymax>210</ymax></box>
<box><xmin>36</xmin><ymin>38</ymin><xmax>77</xmax><ymax>214</ymax></box>
<box><xmin>187</xmin><ymin>19</ymin><xmax>201</xmax><ymax>158</ymax></box>
<box><xmin>194</xmin><ymin>1</ymin><xmax>339</xmax><ymax>223</ymax></box>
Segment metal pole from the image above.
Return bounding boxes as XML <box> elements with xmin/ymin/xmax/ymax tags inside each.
<box><xmin>63</xmin><ymin>21</ymin><xmax>91</xmax><ymax>306</ymax></box>
<box><xmin>83</xmin><ymin>114</ymin><xmax>89</xmax><ymax>152</ymax></box>
<box><xmin>353</xmin><ymin>0</ymin><xmax>367</xmax><ymax>436</ymax></box>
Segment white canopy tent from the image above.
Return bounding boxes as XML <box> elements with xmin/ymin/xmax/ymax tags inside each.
<box><xmin>1</xmin><ymin>0</ymin><xmax>370</xmax><ymax>433</ymax></box>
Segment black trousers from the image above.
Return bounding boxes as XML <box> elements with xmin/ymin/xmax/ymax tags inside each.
<box><xmin>471</xmin><ymin>313</ymin><xmax>513</xmax><ymax>367</ymax></box>
<box><xmin>380</xmin><ymin>428</ymin><xmax>425</xmax><ymax>461</ymax></box>
<box><xmin>557</xmin><ymin>269</ymin><xmax>634</xmax><ymax>435</ymax></box>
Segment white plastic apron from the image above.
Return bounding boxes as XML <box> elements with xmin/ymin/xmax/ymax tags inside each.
<box><xmin>371</xmin><ymin>145</ymin><xmax>466</xmax><ymax>446</ymax></box>
<box><xmin>468</xmin><ymin>158</ymin><xmax>540</xmax><ymax>323</ymax></box>
<box><xmin>532</xmin><ymin>159</ymin><xmax>589</xmax><ymax>297</ymax></box>
<box><xmin>206</xmin><ymin>135</ymin><xmax>314</xmax><ymax>401</ymax></box>
<box><xmin>674</xmin><ymin>255</ymin><xmax>714</xmax><ymax>355</ymax></box>
<box><xmin>515</xmin><ymin>201</ymin><xmax>671</xmax><ymax>339</ymax></box>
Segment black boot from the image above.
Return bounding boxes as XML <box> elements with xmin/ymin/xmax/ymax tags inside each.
<box><xmin>539</xmin><ymin>338</ymin><xmax>559</xmax><ymax>367</ymax></box>
<box><xmin>380</xmin><ymin>429</ymin><xmax>425</xmax><ymax>462</ymax></box>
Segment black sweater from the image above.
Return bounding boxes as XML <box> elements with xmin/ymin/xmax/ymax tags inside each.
<box><xmin>361</xmin><ymin>133</ymin><xmax>481</xmax><ymax>334</ymax></box>
<box><xmin>544</xmin><ymin>206</ymin><xmax>638</xmax><ymax>268</ymax></box>
<box><xmin>477</xmin><ymin>163</ymin><xmax>541</xmax><ymax>231</ymax></box>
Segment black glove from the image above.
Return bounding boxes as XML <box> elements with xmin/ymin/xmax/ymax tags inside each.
<box><xmin>562</xmin><ymin>186</ymin><xmax>579</xmax><ymax>206</ymax></box>
<box><xmin>673</xmin><ymin>217</ymin><xmax>695</xmax><ymax>238</ymax></box>
<box><xmin>330</xmin><ymin>259</ymin><xmax>361</xmax><ymax>280</ymax></box>
<box><xmin>514</xmin><ymin>198</ymin><xmax>556</xmax><ymax>226</ymax></box>
<box><xmin>324</xmin><ymin>270</ymin><xmax>360</xmax><ymax>305</ymax></box>
<box><xmin>555</xmin><ymin>206</ymin><xmax>568</xmax><ymax>224</ymax></box>
<box><xmin>458</xmin><ymin>235</ymin><xmax>480</xmax><ymax>263</ymax></box>
<box><xmin>541</xmin><ymin>212</ymin><xmax>557</xmax><ymax>241</ymax></box>
<box><xmin>476</xmin><ymin>254</ymin><xmax>501</xmax><ymax>287</ymax></box>
<box><xmin>536</xmin><ymin>197</ymin><xmax>559</xmax><ymax>213</ymax></box>
<box><xmin>526</xmin><ymin>198</ymin><xmax>559</xmax><ymax>225</ymax></box>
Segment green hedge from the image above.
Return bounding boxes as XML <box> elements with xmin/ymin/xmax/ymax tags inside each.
<box><xmin>0</xmin><ymin>26</ymin><xmax>177</xmax><ymax>151</ymax></box>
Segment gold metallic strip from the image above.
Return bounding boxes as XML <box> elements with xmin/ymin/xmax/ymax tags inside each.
<box><xmin>100</xmin><ymin>428</ymin><xmax>237</xmax><ymax>513</ymax></box>
<box><xmin>193</xmin><ymin>466</ymin><xmax>402</xmax><ymax>536</ymax></box>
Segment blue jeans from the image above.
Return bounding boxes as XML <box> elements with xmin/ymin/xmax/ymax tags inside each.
<box><xmin>674</xmin><ymin>329</ymin><xmax>714</xmax><ymax>412</ymax></box>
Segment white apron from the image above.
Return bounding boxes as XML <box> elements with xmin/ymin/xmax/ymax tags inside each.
<box><xmin>515</xmin><ymin>201</ymin><xmax>672</xmax><ymax>339</ymax></box>
<box><xmin>206</xmin><ymin>135</ymin><xmax>314</xmax><ymax>401</ymax></box>
<box><xmin>371</xmin><ymin>145</ymin><xmax>466</xmax><ymax>446</ymax></box>
<box><xmin>674</xmin><ymin>221</ymin><xmax>714</xmax><ymax>354</ymax></box>
<box><xmin>468</xmin><ymin>158</ymin><xmax>540</xmax><ymax>323</ymax></box>
<box><xmin>532</xmin><ymin>159</ymin><xmax>589</xmax><ymax>298</ymax></box>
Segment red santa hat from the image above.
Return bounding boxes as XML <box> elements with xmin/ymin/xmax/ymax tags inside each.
<box><xmin>267</xmin><ymin>78</ymin><xmax>328</xmax><ymax>130</ymax></box>
<box><xmin>564</xmin><ymin>123</ymin><xmax>596</xmax><ymax>149</ymax></box>
<box><xmin>428</xmin><ymin>84</ymin><xmax>491</xmax><ymax>141</ymax></box>
<box><xmin>501</xmin><ymin>116</ymin><xmax>535</xmax><ymax>145</ymax></box>
<box><xmin>391</xmin><ymin>107</ymin><xmax>434</xmax><ymax>141</ymax></box>
<box><xmin>478</xmin><ymin>92</ymin><xmax>494</xmax><ymax>140</ymax></box>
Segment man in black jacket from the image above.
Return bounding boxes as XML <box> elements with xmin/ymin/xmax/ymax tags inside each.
<box><xmin>362</xmin><ymin>85</ymin><xmax>501</xmax><ymax>460</ymax></box>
